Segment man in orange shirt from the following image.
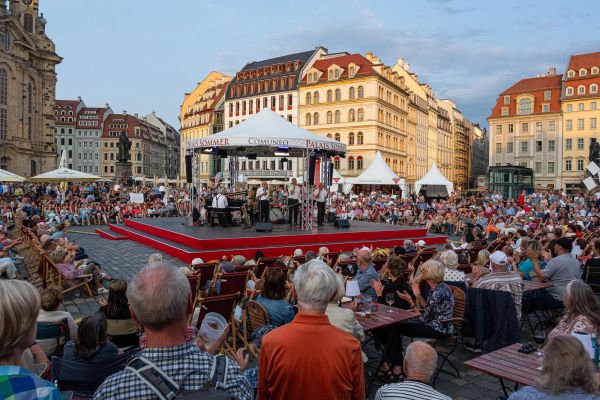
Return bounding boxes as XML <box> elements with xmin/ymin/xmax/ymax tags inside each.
<box><xmin>258</xmin><ymin>260</ymin><xmax>365</xmax><ymax>400</ymax></box>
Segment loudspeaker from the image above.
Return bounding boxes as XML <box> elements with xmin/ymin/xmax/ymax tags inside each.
<box><xmin>308</xmin><ymin>156</ymin><xmax>316</xmax><ymax>185</ymax></box>
<box><xmin>218</xmin><ymin>149</ymin><xmax>228</xmax><ymax>158</ymax></box>
<box><xmin>334</xmin><ymin>219</ymin><xmax>350</xmax><ymax>228</ymax></box>
<box><xmin>185</xmin><ymin>154</ymin><xmax>193</xmax><ymax>183</ymax></box>
<box><xmin>327</xmin><ymin>162</ymin><xmax>334</xmax><ymax>186</ymax></box>
<box><xmin>255</xmin><ymin>222</ymin><xmax>273</xmax><ymax>232</ymax></box>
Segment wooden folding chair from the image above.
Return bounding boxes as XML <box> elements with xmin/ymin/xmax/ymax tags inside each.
<box><xmin>241</xmin><ymin>300</ymin><xmax>270</xmax><ymax>358</ymax></box>
<box><xmin>44</xmin><ymin>254</ymin><xmax>94</xmax><ymax>297</ymax></box>
<box><xmin>191</xmin><ymin>292</ymin><xmax>240</xmax><ymax>350</ymax></box>
<box><xmin>193</xmin><ymin>263</ymin><xmax>217</xmax><ymax>294</ymax></box>
<box><xmin>218</xmin><ymin>271</ymin><xmax>250</xmax><ymax>297</ymax></box>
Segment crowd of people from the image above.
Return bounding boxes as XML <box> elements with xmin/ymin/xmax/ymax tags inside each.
<box><xmin>2</xmin><ymin>183</ymin><xmax>600</xmax><ymax>399</ymax></box>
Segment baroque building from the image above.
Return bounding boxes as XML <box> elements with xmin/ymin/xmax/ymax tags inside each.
<box><xmin>0</xmin><ymin>0</ymin><xmax>61</xmax><ymax>177</ymax></box>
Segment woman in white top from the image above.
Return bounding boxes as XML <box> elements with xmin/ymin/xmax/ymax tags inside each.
<box><xmin>440</xmin><ymin>250</ymin><xmax>466</xmax><ymax>283</ymax></box>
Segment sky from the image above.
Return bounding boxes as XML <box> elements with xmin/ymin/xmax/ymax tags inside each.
<box><xmin>42</xmin><ymin>0</ymin><xmax>600</xmax><ymax>129</ymax></box>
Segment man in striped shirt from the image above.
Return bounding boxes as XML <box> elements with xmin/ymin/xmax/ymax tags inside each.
<box><xmin>375</xmin><ymin>341</ymin><xmax>451</xmax><ymax>400</ymax></box>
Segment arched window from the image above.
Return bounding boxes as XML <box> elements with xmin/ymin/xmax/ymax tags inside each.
<box><xmin>566</xmin><ymin>87</ymin><xmax>574</xmax><ymax>96</ymax></box>
<box><xmin>591</xmin><ymin>84</ymin><xmax>598</xmax><ymax>94</ymax></box>
<box><xmin>357</xmin><ymin>156</ymin><xmax>363</xmax><ymax>170</ymax></box>
<box><xmin>313</xmin><ymin>112</ymin><xmax>319</xmax><ymax>125</ymax></box>
<box><xmin>348</xmin><ymin>109</ymin><xmax>355</xmax><ymax>122</ymax></box>
<box><xmin>334</xmin><ymin>157</ymin><xmax>340</xmax><ymax>170</ymax></box>
<box><xmin>0</xmin><ymin>156</ymin><xmax>8</xmax><ymax>170</ymax></box>
<box><xmin>326</xmin><ymin>111</ymin><xmax>332</xmax><ymax>124</ymax></box>
<box><xmin>357</xmin><ymin>132</ymin><xmax>363</xmax><ymax>145</ymax></box>
<box><xmin>349</xmin><ymin>87</ymin><xmax>355</xmax><ymax>99</ymax></box>
<box><xmin>348</xmin><ymin>132</ymin><xmax>355</xmax><ymax>145</ymax></box>
<box><xmin>137</xmin><ymin>152</ymin><xmax>142</xmax><ymax>161</ymax></box>
<box><xmin>30</xmin><ymin>160</ymin><xmax>36</xmax><ymax>176</ymax></box>
<box><xmin>518</xmin><ymin>98</ymin><xmax>532</xmax><ymax>115</ymax></box>
<box><xmin>357</xmin><ymin>86</ymin><xmax>364</xmax><ymax>98</ymax></box>
<box><xmin>326</xmin><ymin>133</ymin><xmax>332</xmax><ymax>138</ymax></box>
<box><xmin>313</xmin><ymin>91</ymin><xmax>320</xmax><ymax>104</ymax></box>
<box><xmin>579</xmin><ymin>68</ymin><xmax>587</xmax><ymax>77</ymax></box>
<box><xmin>357</xmin><ymin>108</ymin><xmax>364</xmax><ymax>121</ymax></box>
<box><xmin>27</xmin><ymin>82</ymin><xmax>33</xmax><ymax>113</ymax></box>
<box><xmin>348</xmin><ymin>156</ymin><xmax>355</xmax><ymax>170</ymax></box>
<box><xmin>578</xmin><ymin>85</ymin><xmax>586</xmax><ymax>95</ymax></box>
<box><xmin>327</xmin><ymin>90</ymin><xmax>332</xmax><ymax>102</ymax></box>
<box><xmin>335</xmin><ymin>89</ymin><xmax>341</xmax><ymax>101</ymax></box>
<box><xmin>592</xmin><ymin>67</ymin><xmax>599</xmax><ymax>75</ymax></box>
<box><xmin>567</xmin><ymin>70</ymin><xmax>575</xmax><ymax>78</ymax></box>
<box><xmin>305</xmin><ymin>113</ymin><xmax>312</xmax><ymax>125</ymax></box>
<box><xmin>305</xmin><ymin>92</ymin><xmax>311</xmax><ymax>105</ymax></box>
<box><xmin>23</xmin><ymin>13</ymin><xmax>33</xmax><ymax>33</ymax></box>
<box><xmin>334</xmin><ymin>110</ymin><xmax>341</xmax><ymax>123</ymax></box>
<box><xmin>334</xmin><ymin>132</ymin><xmax>341</xmax><ymax>142</ymax></box>
<box><xmin>0</xmin><ymin>68</ymin><xmax>7</xmax><ymax>106</ymax></box>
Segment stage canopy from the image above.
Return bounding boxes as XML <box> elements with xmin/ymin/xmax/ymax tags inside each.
<box><xmin>415</xmin><ymin>163</ymin><xmax>454</xmax><ymax>196</ymax></box>
<box><xmin>0</xmin><ymin>168</ymin><xmax>26</xmax><ymax>183</ymax></box>
<box><xmin>346</xmin><ymin>151</ymin><xmax>404</xmax><ymax>186</ymax></box>
<box><xmin>30</xmin><ymin>151</ymin><xmax>102</xmax><ymax>182</ymax></box>
<box><xmin>186</xmin><ymin>108</ymin><xmax>346</xmax><ymax>157</ymax></box>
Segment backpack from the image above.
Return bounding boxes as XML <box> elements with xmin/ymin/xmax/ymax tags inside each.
<box><xmin>126</xmin><ymin>354</ymin><xmax>238</xmax><ymax>400</ymax></box>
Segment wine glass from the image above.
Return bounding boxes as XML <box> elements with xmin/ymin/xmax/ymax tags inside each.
<box><xmin>385</xmin><ymin>293</ymin><xmax>395</xmax><ymax>312</ymax></box>
<box><xmin>533</xmin><ymin>327</ymin><xmax>546</xmax><ymax>357</ymax></box>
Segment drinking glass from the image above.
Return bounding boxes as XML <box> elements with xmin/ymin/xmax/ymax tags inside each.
<box><xmin>533</xmin><ymin>328</ymin><xmax>546</xmax><ymax>357</ymax></box>
<box><xmin>385</xmin><ymin>293</ymin><xmax>395</xmax><ymax>312</ymax></box>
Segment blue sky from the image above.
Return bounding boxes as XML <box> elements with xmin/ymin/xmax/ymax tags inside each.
<box><xmin>43</xmin><ymin>0</ymin><xmax>600</xmax><ymax>129</ymax></box>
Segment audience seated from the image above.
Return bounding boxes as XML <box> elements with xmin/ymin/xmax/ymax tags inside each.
<box><xmin>255</xmin><ymin>269</ymin><xmax>295</xmax><ymax>327</ymax></box>
<box><xmin>440</xmin><ymin>250</ymin><xmax>466</xmax><ymax>282</ymax></box>
<box><xmin>547</xmin><ymin>280</ymin><xmax>600</xmax><ymax>342</ymax></box>
<box><xmin>354</xmin><ymin>248</ymin><xmax>379</xmax><ymax>300</ymax></box>
<box><xmin>98</xmin><ymin>279</ymin><xmax>139</xmax><ymax>349</ymax></box>
<box><xmin>62</xmin><ymin>313</ymin><xmax>120</xmax><ymax>364</ymax></box>
<box><xmin>37</xmin><ymin>287</ymin><xmax>79</xmax><ymax>356</ymax></box>
<box><xmin>0</xmin><ymin>280</ymin><xmax>61</xmax><ymax>400</ymax></box>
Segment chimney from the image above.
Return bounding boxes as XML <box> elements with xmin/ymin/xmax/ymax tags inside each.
<box><xmin>105</xmin><ymin>103</ymin><xmax>109</xmax><ymax>109</ymax></box>
<box><xmin>122</xmin><ymin>110</ymin><xmax>127</xmax><ymax>114</ymax></box>
<box><xmin>134</xmin><ymin>113</ymin><xmax>139</xmax><ymax>118</ymax></box>
<box><xmin>548</xmin><ymin>67</ymin><xmax>557</xmax><ymax>76</ymax></box>
<box><xmin>77</xmin><ymin>96</ymin><xmax>82</xmax><ymax>101</ymax></box>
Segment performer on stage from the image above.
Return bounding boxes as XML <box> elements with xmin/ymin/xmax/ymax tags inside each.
<box><xmin>287</xmin><ymin>178</ymin><xmax>301</xmax><ymax>226</ymax></box>
<box><xmin>211</xmin><ymin>188</ymin><xmax>230</xmax><ymax>227</ymax></box>
<box><xmin>256</xmin><ymin>181</ymin><xmax>270</xmax><ymax>223</ymax></box>
<box><xmin>313</xmin><ymin>182</ymin><xmax>327</xmax><ymax>226</ymax></box>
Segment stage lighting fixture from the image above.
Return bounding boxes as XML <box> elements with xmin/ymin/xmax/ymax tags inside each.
<box><xmin>274</xmin><ymin>151</ymin><xmax>289</xmax><ymax>156</ymax></box>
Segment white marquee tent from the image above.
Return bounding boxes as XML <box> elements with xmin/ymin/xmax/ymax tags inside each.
<box><xmin>0</xmin><ymin>168</ymin><xmax>26</xmax><ymax>182</ymax></box>
<box><xmin>415</xmin><ymin>163</ymin><xmax>454</xmax><ymax>197</ymax></box>
<box><xmin>346</xmin><ymin>151</ymin><xmax>406</xmax><ymax>194</ymax></box>
<box><xmin>29</xmin><ymin>151</ymin><xmax>102</xmax><ymax>182</ymax></box>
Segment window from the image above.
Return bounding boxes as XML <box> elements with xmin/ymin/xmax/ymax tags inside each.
<box><xmin>313</xmin><ymin>91</ymin><xmax>319</xmax><ymax>104</ymax></box>
<box><xmin>495</xmin><ymin>143</ymin><xmax>502</xmax><ymax>154</ymax></box>
<box><xmin>536</xmin><ymin>122</ymin><xmax>542</xmax><ymax>132</ymax></box>
<box><xmin>521</xmin><ymin>141</ymin><xmax>528</xmax><ymax>153</ymax></box>
<box><xmin>349</xmin><ymin>132</ymin><xmax>355</xmax><ymax>145</ymax></box>
<box><xmin>334</xmin><ymin>157</ymin><xmax>340</xmax><ymax>170</ymax></box>
<box><xmin>592</xmin><ymin>67</ymin><xmax>599</xmax><ymax>75</ymax></box>
<box><xmin>578</xmin><ymin>118</ymin><xmax>584</xmax><ymax>130</ymax></box>
<box><xmin>335</xmin><ymin>89</ymin><xmax>341</xmax><ymax>101</ymax></box>
<box><xmin>566</xmin><ymin>119</ymin><xmax>573</xmax><ymax>131</ymax></box>
<box><xmin>357</xmin><ymin>132</ymin><xmax>363</xmax><ymax>145</ymax></box>
<box><xmin>501</xmin><ymin>108</ymin><xmax>508</xmax><ymax>116</ymax></box>
<box><xmin>305</xmin><ymin>113</ymin><xmax>311</xmax><ymax>125</ymax></box>
<box><xmin>579</xmin><ymin>68</ymin><xmax>587</xmax><ymax>77</ymax></box>
<box><xmin>0</xmin><ymin>69</ymin><xmax>6</xmax><ymax>139</ymax></box>
<box><xmin>522</xmin><ymin>123</ymin><xmax>529</xmax><ymax>132</ymax></box>
<box><xmin>313</xmin><ymin>112</ymin><xmax>319</xmax><ymax>125</ymax></box>
<box><xmin>591</xmin><ymin>117</ymin><xmax>597</xmax><ymax>129</ymax></box>
<box><xmin>328</xmin><ymin>70</ymin><xmax>333</xmax><ymax>80</ymax></box>
<box><xmin>592</xmin><ymin>102</ymin><xmax>598</xmax><ymax>110</ymax></box>
<box><xmin>271</xmin><ymin>96</ymin><xmax>276</xmax><ymax>108</ymax></box>
<box><xmin>358</xmin><ymin>86</ymin><xmax>364</xmax><ymax>98</ymax></box>
<box><xmin>592</xmin><ymin>84</ymin><xmax>598</xmax><ymax>94</ymax></box>
<box><xmin>507</xmin><ymin>124</ymin><xmax>513</xmax><ymax>133</ymax></box>
<box><xmin>548</xmin><ymin>162</ymin><xmax>554</xmax><ymax>174</ymax></box>
<box><xmin>536</xmin><ymin>141</ymin><xmax>543</xmax><ymax>152</ymax></box>
<box><xmin>535</xmin><ymin>162</ymin><xmax>542</xmax><ymax>174</ymax></box>
<box><xmin>334</xmin><ymin>133</ymin><xmax>340</xmax><ymax>141</ymax></box>
<box><xmin>578</xmin><ymin>138</ymin><xmax>584</xmax><ymax>150</ymax></box>
<box><xmin>349</xmin><ymin>87</ymin><xmax>355</xmax><ymax>99</ymax></box>
<box><xmin>507</xmin><ymin>142</ymin><xmax>513</xmax><ymax>153</ymax></box>
<box><xmin>503</xmin><ymin>95</ymin><xmax>510</xmax><ymax>105</ymax></box>
<box><xmin>496</xmin><ymin>125</ymin><xmax>502</xmax><ymax>134</ymax></box>
<box><xmin>566</xmin><ymin>87</ymin><xmax>574</xmax><ymax>96</ymax></box>
<box><xmin>542</xmin><ymin>104</ymin><xmax>549</xmax><ymax>113</ymax></box>
<box><xmin>567</xmin><ymin>104</ymin><xmax>573</xmax><ymax>112</ymax></box>
<box><xmin>270</xmin><ymin>160</ymin><xmax>276</xmax><ymax>170</ymax></box>
<box><xmin>23</xmin><ymin>13</ymin><xmax>33</xmax><ymax>33</ymax></box>
<box><xmin>348</xmin><ymin>109</ymin><xmax>355</xmax><ymax>122</ymax></box>
<box><xmin>544</xmin><ymin>91</ymin><xmax>551</xmax><ymax>100</ymax></box>
<box><xmin>327</xmin><ymin>90</ymin><xmax>332</xmax><ymax>102</ymax></box>
<box><xmin>357</xmin><ymin>156</ymin><xmax>363</xmax><ymax>169</ymax></box>
<box><xmin>549</xmin><ymin>121</ymin><xmax>556</xmax><ymax>131</ymax></box>
<box><xmin>548</xmin><ymin>140</ymin><xmax>555</xmax><ymax>152</ymax></box>
<box><xmin>518</xmin><ymin>98</ymin><xmax>532</xmax><ymax>115</ymax></box>
<box><xmin>577</xmin><ymin>159</ymin><xmax>584</xmax><ymax>171</ymax></box>
<box><xmin>578</xmin><ymin>85</ymin><xmax>585</xmax><ymax>95</ymax></box>
<box><xmin>568</xmin><ymin>70</ymin><xmax>575</xmax><ymax>78</ymax></box>
<box><xmin>357</xmin><ymin>108</ymin><xmax>364</xmax><ymax>121</ymax></box>
<box><xmin>348</xmin><ymin>156</ymin><xmax>354</xmax><ymax>170</ymax></box>
<box><xmin>288</xmin><ymin>94</ymin><xmax>292</xmax><ymax>107</ymax></box>
<box><xmin>579</xmin><ymin>103</ymin><xmax>585</xmax><ymax>111</ymax></box>
<box><xmin>566</xmin><ymin>139</ymin><xmax>572</xmax><ymax>150</ymax></box>
<box><xmin>334</xmin><ymin>110</ymin><xmax>340</xmax><ymax>123</ymax></box>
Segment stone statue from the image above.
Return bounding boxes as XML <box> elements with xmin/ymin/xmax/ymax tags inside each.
<box><xmin>590</xmin><ymin>140</ymin><xmax>600</xmax><ymax>164</ymax></box>
<box><xmin>117</xmin><ymin>131</ymin><xmax>131</xmax><ymax>163</ymax></box>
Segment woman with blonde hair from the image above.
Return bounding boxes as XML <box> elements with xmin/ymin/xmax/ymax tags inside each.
<box><xmin>547</xmin><ymin>280</ymin><xmax>600</xmax><ymax>342</ymax></box>
<box><xmin>440</xmin><ymin>250</ymin><xmax>466</xmax><ymax>282</ymax></box>
<box><xmin>508</xmin><ymin>336</ymin><xmax>599</xmax><ymax>399</ymax></box>
<box><xmin>472</xmin><ymin>249</ymin><xmax>491</xmax><ymax>279</ymax></box>
<box><xmin>0</xmin><ymin>280</ymin><xmax>61</xmax><ymax>399</ymax></box>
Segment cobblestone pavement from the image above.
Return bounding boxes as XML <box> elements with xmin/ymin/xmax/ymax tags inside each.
<box><xmin>58</xmin><ymin>222</ymin><xmax>515</xmax><ymax>400</ymax></box>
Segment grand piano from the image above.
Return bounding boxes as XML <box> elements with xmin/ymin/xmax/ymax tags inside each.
<box><xmin>205</xmin><ymin>193</ymin><xmax>247</xmax><ymax>227</ymax></box>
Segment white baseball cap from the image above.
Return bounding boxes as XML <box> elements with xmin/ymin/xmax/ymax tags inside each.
<box><xmin>417</xmin><ymin>240</ymin><xmax>426</xmax><ymax>247</ymax></box>
<box><xmin>191</xmin><ymin>257</ymin><xmax>204</xmax><ymax>266</ymax></box>
<box><xmin>489</xmin><ymin>251</ymin><xmax>508</xmax><ymax>266</ymax></box>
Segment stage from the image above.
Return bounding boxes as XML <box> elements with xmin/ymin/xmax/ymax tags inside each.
<box><xmin>99</xmin><ymin>218</ymin><xmax>447</xmax><ymax>263</ymax></box>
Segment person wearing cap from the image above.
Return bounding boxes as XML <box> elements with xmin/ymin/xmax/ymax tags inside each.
<box><xmin>530</xmin><ymin>237</ymin><xmax>582</xmax><ymax>310</ymax></box>
<box><xmin>473</xmin><ymin>250</ymin><xmax>523</xmax><ymax>319</ymax></box>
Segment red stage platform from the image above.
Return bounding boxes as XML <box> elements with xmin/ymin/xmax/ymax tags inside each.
<box><xmin>108</xmin><ymin>218</ymin><xmax>446</xmax><ymax>263</ymax></box>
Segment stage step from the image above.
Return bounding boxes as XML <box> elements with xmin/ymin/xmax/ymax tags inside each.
<box><xmin>110</xmin><ymin>222</ymin><xmax>447</xmax><ymax>264</ymax></box>
<box><xmin>95</xmin><ymin>228</ymin><xmax>128</xmax><ymax>241</ymax></box>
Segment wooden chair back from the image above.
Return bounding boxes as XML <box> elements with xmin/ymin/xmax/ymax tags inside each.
<box><xmin>218</xmin><ymin>271</ymin><xmax>250</xmax><ymax>297</ymax></box>
<box><xmin>187</xmin><ymin>275</ymin><xmax>200</xmax><ymax>301</ymax></box>
<box><xmin>193</xmin><ymin>292</ymin><xmax>239</xmax><ymax>330</ymax></box>
<box><xmin>194</xmin><ymin>263</ymin><xmax>217</xmax><ymax>290</ymax></box>
<box><xmin>450</xmin><ymin>286</ymin><xmax>466</xmax><ymax>332</ymax></box>
<box><xmin>246</xmin><ymin>300</ymin><xmax>270</xmax><ymax>332</ymax></box>
<box><xmin>372</xmin><ymin>258</ymin><xmax>387</xmax><ymax>271</ymax></box>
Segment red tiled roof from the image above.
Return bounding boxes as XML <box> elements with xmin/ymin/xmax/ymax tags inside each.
<box><xmin>567</xmin><ymin>52</ymin><xmax>600</xmax><ymax>74</ymax></box>
<box><xmin>55</xmin><ymin>100</ymin><xmax>80</xmax><ymax>109</ymax></box>
<box><xmin>563</xmin><ymin>76</ymin><xmax>600</xmax><ymax>99</ymax></box>
<box><xmin>302</xmin><ymin>54</ymin><xmax>377</xmax><ymax>84</ymax></box>
<box><xmin>489</xmin><ymin>74</ymin><xmax>563</xmax><ymax>119</ymax></box>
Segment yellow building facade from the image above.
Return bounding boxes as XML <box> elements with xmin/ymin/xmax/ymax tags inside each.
<box><xmin>298</xmin><ymin>52</ymin><xmax>409</xmax><ymax>180</ymax></box>
<box><xmin>179</xmin><ymin>71</ymin><xmax>231</xmax><ymax>181</ymax></box>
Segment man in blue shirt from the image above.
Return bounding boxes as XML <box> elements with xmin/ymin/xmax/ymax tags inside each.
<box><xmin>354</xmin><ymin>248</ymin><xmax>379</xmax><ymax>300</ymax></box>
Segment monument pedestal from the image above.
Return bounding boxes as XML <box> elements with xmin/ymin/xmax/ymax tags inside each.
<box><xmin>115</xmin><ymin>162</ymin><xmax>132</xmax><ymax>179</ymax></box>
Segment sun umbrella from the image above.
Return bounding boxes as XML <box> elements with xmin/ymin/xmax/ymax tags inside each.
<box><xmin>0</xmin><ymin>168</ymin><xmax>26</xmax><ymax>182</ymax></box>
<box><xmin>29</xmin><ymin>151</ymin><xmax>102</xmax><ymax>182</ymax></box>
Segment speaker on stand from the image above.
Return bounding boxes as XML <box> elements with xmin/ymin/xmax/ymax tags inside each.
<box><xmin>185</xmin><ymin>154</ymin><xmax>193</xmax><ymax>183</ymax></box>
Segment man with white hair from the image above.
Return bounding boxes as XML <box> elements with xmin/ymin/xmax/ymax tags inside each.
<box><xmin>354</xmin><ymin>248</ymin><xmax>379</xmax><ymax>300</ymax></box>
<box><xmin>258</xmin><ymin>260</ymin><xmax>364</xmax><ymax>400</ymax></box>
<box><xmin>94</xmin><ymin>264</ymin><xmax>252</xmax><ymax>400</ymax></box>
<box><xmin>375</xmin><ymin>341</ymin><xmax>450</xmax><ymax>400</ymax></box>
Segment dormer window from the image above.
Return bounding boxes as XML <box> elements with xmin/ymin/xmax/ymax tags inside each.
<box><xmin>349</xmin><ymin>66</ymin><xmax>355</xmax><ymax>77</ymax></box>
<box><xmin>592</xmin><ymin>67</ymin><xmax>599</xmax><ymax>75</ymax></box>
<box><xmin>579</xmin><ymin>68</ymin><xmax>587</xmax><ymax>77</ymax></box>
<box><xmin>578</xmin><ymin>85</ymin><xmax>586</xmax><ymax>95</ymax></box>
<box><xmin>566</xmin><ymin>87</ymin><xmax>574</xmax><ymax>96</ymax></box>
<box><xmin>503</xmin><ymin>95</ymin><xmax>510</xmax><ymax>105</ymax></box>
<box><xmin>544</xmin><ymin>91</ymin><xmax>551</xmax><ymax>101</ymax></box>
<box><xmin>567</xmin><ymin>70</ymin><xmax>575</xmax><ymax>78</ymax></box>
<box><xmin>328</xmin><ymin>70</ymin><xmax>334</xmax><ymax>80</ymax></box>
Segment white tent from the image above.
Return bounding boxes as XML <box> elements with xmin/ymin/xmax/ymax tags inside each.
<box><xmin>415</xmin><ymin>163</ymin><xmax>454</xmax><ymax>197</ymax></box>
<box><xmin>332</xmin><ymin>168</ymin><xmax>345</xmax><ymax>184</ymax></box>
<box><xmin>0</xmin><ymin>168</ymin><xmax>26</xmax><ymax>182</ymax></box>
<box><xmin>186</xmin><ymin>108</ymin><xmax>346</xmax><ymax>156</ymax></box>
<box><xmin>347</xmin><ymin>151</ymin><xmax>405</xmax><ymax>186</ymax></box>
<box><xmin>29</xmin><ymin>151</ymin><xmax>102</xmax><ymax>182</ymax></box>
